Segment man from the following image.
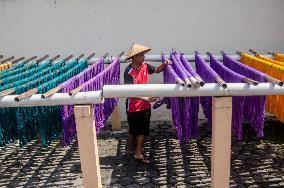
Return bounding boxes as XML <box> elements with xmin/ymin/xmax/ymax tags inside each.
<box><xmin>124</xmin><ymin>43</ymin><xmax>171</xmax><ymax>164</ymax></box>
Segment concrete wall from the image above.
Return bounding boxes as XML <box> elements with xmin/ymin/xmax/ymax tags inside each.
<box><xmin>1</xmin><ymin>0</ymin><xmax>284</xmax><ymax>57</ymax></box>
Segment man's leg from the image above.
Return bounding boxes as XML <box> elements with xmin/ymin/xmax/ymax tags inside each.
<box><xmin>135</xmin><ymin>135</ymin><xmax>145</xmax><ymax>156</ymax></box>
<box><xmin>127</xmin><ymin>134</ymin><xmax>136</xmax><ymax>153</ymax></box>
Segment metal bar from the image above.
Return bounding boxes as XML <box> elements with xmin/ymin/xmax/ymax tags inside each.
<box><xmin>1</xmin><ymin>83</ymin><xmax>284</xmax><ymax>107</ymax></box>
<box><xmin>0</xmin><ymin>91</ymin><xmax>102</xmax><ymax>107</ymax></box>
<box><xmin>89</xmin><ymin>54</ymin><xmax>272</xmax><ymax>64</ymax></box>
<box><xmin>103</xmin><ymin>83</ymin><xmax>284</xmax><ymax>98</ymax></box>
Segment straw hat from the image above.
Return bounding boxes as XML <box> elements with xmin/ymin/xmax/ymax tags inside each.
<box><xmin>125</xmin><ymin>43</ymin><xmax>151</xmax><ymax>60</ymax></box>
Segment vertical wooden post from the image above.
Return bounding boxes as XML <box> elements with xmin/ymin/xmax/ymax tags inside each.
<box><xmin>111</xmin><ymin>105</ymin><xmax>121</xmax><ymax>131</ymax></box>
<box><xmin>74</xmin><ymin>105</ymin><xmax>102</xmax><ymax>188</ymax></box>
<box><xmin>211</xmin><ymin>97</ymin><xmax>232</xmax><ymax>188</ymax></box>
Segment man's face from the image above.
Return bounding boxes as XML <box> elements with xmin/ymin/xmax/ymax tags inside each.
<box><xmin>132</xmin><ymin>53</ymin><xmax>145</xmax><ymax>64</ymax></box>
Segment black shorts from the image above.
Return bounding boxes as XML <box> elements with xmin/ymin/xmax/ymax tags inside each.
<box><xmin>127</xmin><ymin>109</ymin><xmax>151</xmax><ymax>137</ymax></box>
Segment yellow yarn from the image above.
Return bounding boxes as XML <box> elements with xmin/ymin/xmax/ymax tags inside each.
<box><xmin>240</xmin><ymin>53</ymin><xmax>284</xmax><ymax>122</ymax></box>
<box><xmin>273</xmin><ymin>53</ymin><xmax>284</xmax><ymax>63</ymax></box>
<box><xmin>256</xmin><ymin>54</ymin><xmax>284</xmax><ymax>67</ymax></box>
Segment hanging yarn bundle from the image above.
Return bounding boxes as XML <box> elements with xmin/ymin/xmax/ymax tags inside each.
<box><xmin>60</xmin><ymin>57</ymin><xmax>104</xmax><ymax>146</ymax></box>
<box><xmin>273</xmin><ymin>53</ymin><xmax>284</xmax><ymax>63</ymax></box>
<box><xmin>162</xmin><ymin>54</ymin><xmax>185</xmax><ymax>141</ymax></box>
<box><xmin>195</xmin><ymin>53</ymin><xmax>219</xmax><ymax>128</ymax></box>
<box><xmin>0</xmin><ymin>62</ymin><xmax>23</xmax><ymax>75</ymax></box>
<box><xmin>0</xmin><ymin>61</ymin><xmax>13</xmax><ymax>72</ymax></box>
<box><xmin>0</xmin><ymin>61</ymin><xmax>51</xmax><ymax>86</ymax></box>
<box><xmin>240</xmin><ymin>53</ymin><xmax>284</xmax><ymax>122</ymax></box>
<box><xmin>210</xmin><ymin>55</ymin><xmax>245</xmax><ymax>139</ymax></box>
<box><xmin>80</xmin><ymin>57</ymin><xmax>120</xmax><ymax>134</ymax></box>
<box><xmin>171</xmin><ymin>52</ymin><xmax>199</xmax><ymax>140</ymax></box>
<box><xmin>223</xmin><ymin>54</ymin><xmax>266</xmax><ymax>138</ymax></box>
<box><xmin>0</xmin><ymin>60</ymin><xmax>66</xmax><ymax>92</ymax></box>
<box><xmin>10</xmin><ymin>59</ymin><xmax>87</xmax><ymax>147</ymax></box>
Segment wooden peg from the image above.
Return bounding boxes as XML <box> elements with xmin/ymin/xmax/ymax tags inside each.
<box><xmin>1</xmin><ymin>56</ymin><xmax>15</xmax><ymax>64</ymax></box>
<box><xmin>63</xmin><ymin>55</ymin><xmax>74</xmax><ymax>62</ymax></box>
<box><xmin>76</xmin><ymin>54</ymin><xmax>85</xmax><ymax>61</ymax></box>
<box><xmin>236</xmin><ymin>51</ymin><xmax>242</xmax><ymax>56</ymax></box>
<box><xmin>41</xmin><ymin>85</ymin><xmax>62</xmax><ymax>99</ymax></box>
<box><xmin>266</xmin><ymin>76</ymin><xmax>284</xmax><ymax>86</ymax></box>
<box><xmin>102</xmin><ymin>52</ymin><xmax>109</xmax><ymax>59</ymax></box>
<box><xmin>12</xmin><ymin>57</ymin><xmax>25</xmax><ymax>64</ymax></box>
<box><xmin>14</xmin><ymin>88</ymin><xmax>38</xmax><ymax>102</ymax></box>
<box><xmin>195</xmin><ymin>76</ymin><xmax>205</xmax><ymax>87</ymax></box>
<box><xmin>249</xmin><ymin>49</ymin><xmax>258</xmax><ymax>56</ymax></box>
<box><xmin>0</xmin><ymin>88</ymin><xmax>15</xmax><ymax>97</ymax></box>
<box><xmin>36</xmin><ymin>55</ymin><xmax>49</xmax><ymax>63</ymax></box>
<box><xmin>86</xmin><ymin>53</ymin><xmax>96</xmax><ymax>61</ymax></box>
<box><xmin>206</xmin><ymin>52</ymin><xmax>212</xmax><ymax>57</ymax></box>
<box><xmin>242</xmin><ymin>77</ymin><xmax>259</xmax><ymax>85</ymax></box>
<box><xmin>117</xmin><ymin>51</ymin><xmax>125</xmax><ymax>58</ymax></box>
<box><xmin>49</xmin><ymin>55</ymin><xmax>60</xmax><ymax>62</ymax></box>
<box><xmin>215</xmin><ymin>76</ymin><xmax>227</xmax><ymax>89</ymax></box>
<box><xmin>69</xmin><ymin>85</ymin><xmax>84</xmax><ymax>96</ymax></box>
<box><xmin>23</xmin><ymin>56</ymin><xmax>37</xmax><ymax>64</ymax></box>
<box><xmin>175</xmin><ymin>78</ymin><xmax>185</xmax><ymax>86</ymax></box>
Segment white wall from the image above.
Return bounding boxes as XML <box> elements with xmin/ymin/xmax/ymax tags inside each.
<box><xmin>1</xmin><ymin>0</ymin><xmax>284</xmax><ymax>58</ymax></box>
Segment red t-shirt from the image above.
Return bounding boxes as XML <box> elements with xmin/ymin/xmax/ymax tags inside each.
<box><xmin>124</xmin><ymin>62</ymin><xmax>156</xmax><ymax>112</ymax></box>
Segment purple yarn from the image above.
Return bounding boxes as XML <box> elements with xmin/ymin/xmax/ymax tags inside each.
<box><xmin>81</xmin><ymin>58</ymin><xmax>120</xmax><ymax>134</ymax></box>
<box><xmin>179</xmin><ymin>54</ymin><xmax>199</xmax><ymax>77</ymax></box>
<box><xmin>171</xmin><ymin>52</ymin><xmax>199</xmax><ymax>140</ymax></box>
<box><xmin>162</xmin><ymin>54</ymin><xmax>185</xmax><ymax>141</ymax></box>
<box><xmin>223</xmin><ymin>54</ymin><xmax>266</xmax><ymax>138</ymax></box>
<box><xmin>170</xmin><ymin>53</ymin><xmax>191</xmax><ymax>80</ymax></box>
<box><xmin>162</xmin><ymin>54</ymin><xmax>199</xmax><ymax>142</ymax></box>
<box><xmin>210</xmin><ymin>55</ymin><xmax>245</xmax><ymax>140</ymax></box>
<box><xmin>195</xmin><ymin>53</ymin><xmax>219</xmax><ymax>128</ymax></box>
<box><xmin>60</xmin><ymin>58</ymin><xmax>104</xmax><ymax>146</ymax></box>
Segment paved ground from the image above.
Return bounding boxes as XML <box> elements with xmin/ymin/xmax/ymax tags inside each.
<box><xmin>0</xmin><ymin>116</ymin><xmax>284</xmax><ymax>187</ymax></box>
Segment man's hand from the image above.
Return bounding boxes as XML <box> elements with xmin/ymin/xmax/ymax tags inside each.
<box><xmin>163</xmin><ymin>59</ymin><xmax>172</xmax><ymax>65</ymax></box>
<box><xmin>136</xmin><ymin>97</ymin><xmax>160</xmax><ymax>102</ymax></box>
<box><xmin>148</xmin><ymin>97</ymin><xmax>160</xmax><ymax>102</ymax></box>
<box><xmin>154</xmin><ymin>59</ymin><xmax>172</xmax><ymax>73</ymax></box>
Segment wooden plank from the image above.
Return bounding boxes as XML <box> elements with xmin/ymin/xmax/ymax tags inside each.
<box><xmin>111</xmin><ymin>105</ymin><xmax>121</xmax><ymax>131</ymax></box>
<box><xmin>211</xmin><ymin>97</ymin><xmax>232</xmax><ymax>188</ymax></box>
<box><xmin>74</xmin><ymin>105</ymin><xmax>102</xmax><ymax>188</ymax></box>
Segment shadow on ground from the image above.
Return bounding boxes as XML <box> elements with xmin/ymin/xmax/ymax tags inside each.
<box><xmin>0</xmin><ymin>116</ymin><xmax>283</xmax><ymax>187</ymax></box>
